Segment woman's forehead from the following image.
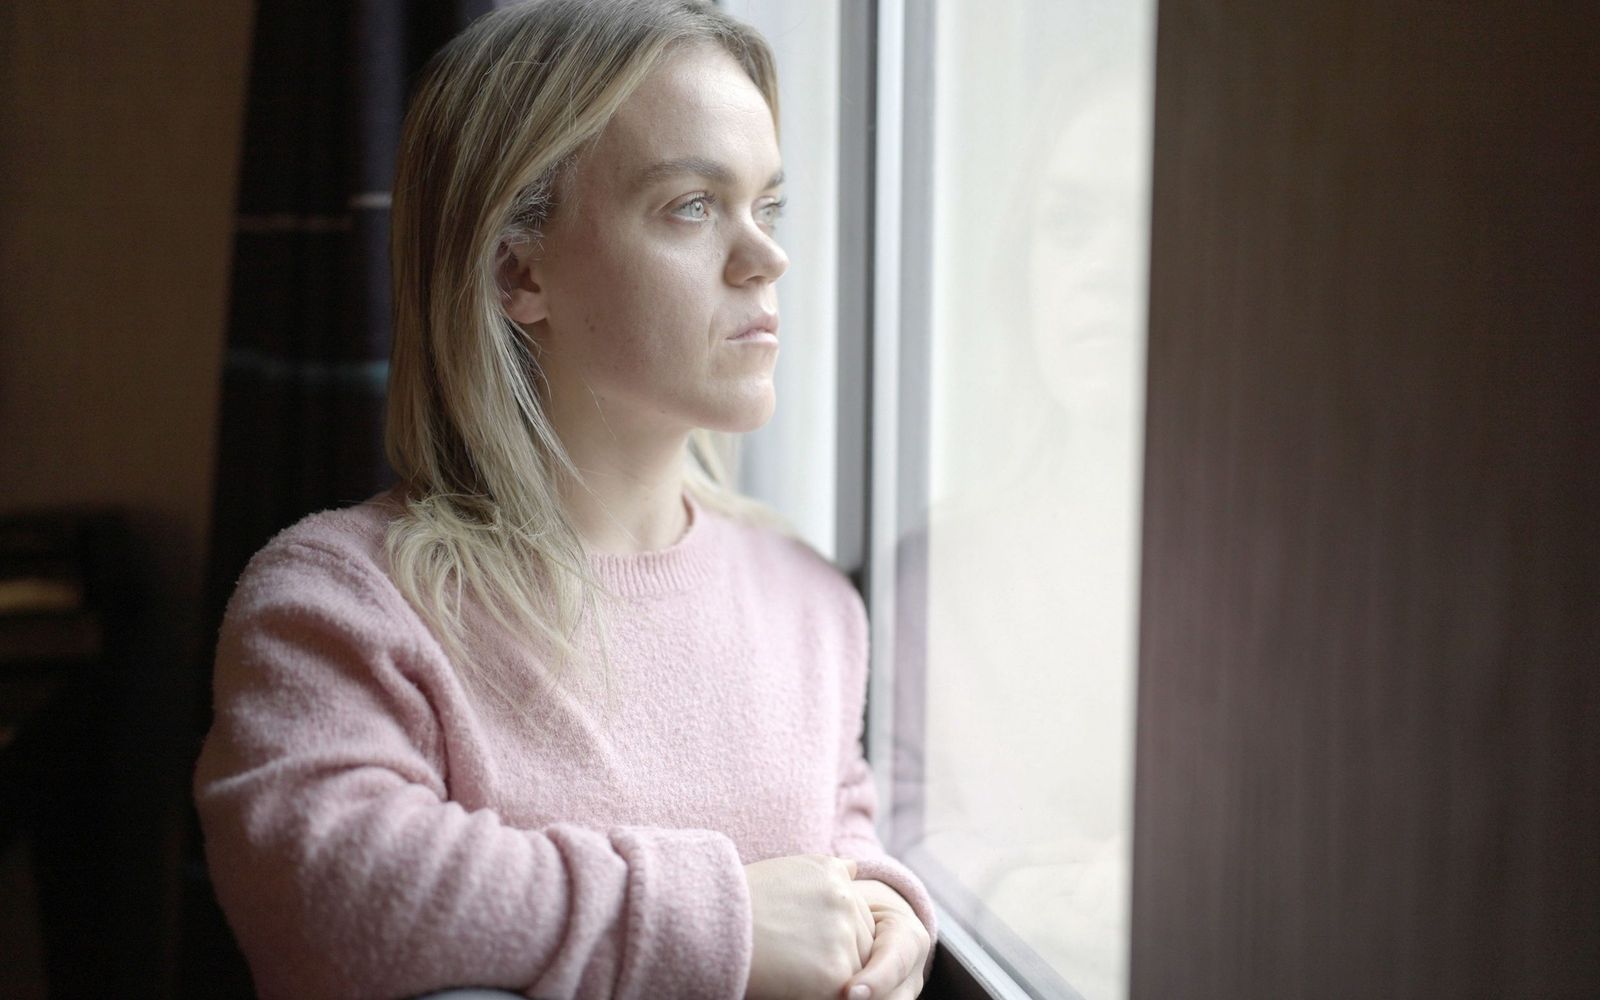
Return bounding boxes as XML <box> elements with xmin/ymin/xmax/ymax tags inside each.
<box><xmin>595</xmin><ymin>47</ymin><xmax>777</xmax><ymax>178</ymax></box>
<box><xmin>629</xmin><ymin>41</ymin><xmax>765</xmax><ymax>113</ymax></box>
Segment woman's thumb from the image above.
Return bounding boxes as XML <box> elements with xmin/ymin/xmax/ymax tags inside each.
<box><xmin>843</xmin><ymin>858</ymin><xmax>859</xmax><ymax>878</ymax></box>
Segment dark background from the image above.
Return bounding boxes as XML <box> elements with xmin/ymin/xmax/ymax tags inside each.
<box><xmin>0</xmin><ymin>3</ymin><xmax>254</xmax><ymax>994</ymax></box>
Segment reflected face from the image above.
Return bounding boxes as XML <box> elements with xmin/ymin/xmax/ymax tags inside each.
<box><xmin>528</xmin><ymin>43</ymin><xmax>789</xmax><ymax>437</ymax></box>
<box><xmin>1027</xmin><ymin>81</ymin><xmax>1145</xmax><ymax>423</ymax></box>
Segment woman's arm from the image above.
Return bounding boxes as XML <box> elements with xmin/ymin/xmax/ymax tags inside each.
<box><xmin>831</xmin><ymin>750</ymin><xmax>937</xmax><ymax>936</ymax></box>
<box><xmin>832</xmin><ymin>747</ymin><xmax>938</xmax><ymax>990</ymax></box>
<box><xmin>194</xmin><ymin>539</ymin><xmax>752</xmax><ymax>1000</ymax></box>
<box><xmin>830</xmin><ymin>585</ymin><xmax>939</xmax><ymax>986</ymax></box>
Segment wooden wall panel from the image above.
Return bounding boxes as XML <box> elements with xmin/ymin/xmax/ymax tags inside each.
<box><xmin>1132</xmin><ymin>3</ymin><xmax>1598</xmax><ymax>997</ymax></box>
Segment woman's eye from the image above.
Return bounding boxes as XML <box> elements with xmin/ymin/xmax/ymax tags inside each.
<box><xmin>673</xmin><ymin>195</ymin><xmax>713</xmax><ymax>221</ymax></box>
<box><xmin>671</xmin><ymin>194</ymin><xmax>787</xmax><ymax>228</ymax></box>
<box><xmin>759</xmin><ymin>196</ymin><xmax>788</xmax><ymax>227</ymax></box>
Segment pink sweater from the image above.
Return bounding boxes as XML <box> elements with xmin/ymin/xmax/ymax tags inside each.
<box><xmin>193</xmin><ymin>486</ymin><xmax>937</xmax><ymax>999</ymax></box>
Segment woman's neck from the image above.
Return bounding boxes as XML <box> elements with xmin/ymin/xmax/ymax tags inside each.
<box><xmin>555</xmin><ymin>424</ymin><xmax>693</xmax><ymax>555</ymax></box>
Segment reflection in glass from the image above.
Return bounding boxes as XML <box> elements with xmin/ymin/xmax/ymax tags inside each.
<box><xmin>911</xmin><ymin>3</ymin><xmax>1154</xmax><ymax>996</ymax></box>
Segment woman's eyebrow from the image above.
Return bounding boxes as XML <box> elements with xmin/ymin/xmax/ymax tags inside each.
<box><xmin>631</xmin><ymin>155</ymin><xmax>784</xmax><ymax>192</ymax></box>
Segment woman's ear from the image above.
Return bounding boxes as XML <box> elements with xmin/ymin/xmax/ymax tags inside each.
<box><xmin>496</xmin><ymin>237</ymin><xmax>549</xmax><ymax>326</ymax></box>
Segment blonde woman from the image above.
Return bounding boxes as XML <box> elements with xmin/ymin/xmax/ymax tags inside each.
<box><xmin>192</xmin><ymin>1</ymin><xmax>936</xmax><ymax>998</ymax></box>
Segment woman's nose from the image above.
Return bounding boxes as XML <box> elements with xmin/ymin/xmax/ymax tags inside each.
<box><xmin>727</xmin><ymin>221</ymin><xmax>789</xmax><ymax>286</ymax></box>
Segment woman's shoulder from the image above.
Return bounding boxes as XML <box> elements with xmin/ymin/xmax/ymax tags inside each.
<box><xmin>706</xmin><ymin>501</ymin><xmax>866</xmax><ymax>615</ymax></box>
<box><xmin>226</xmin><ymin>486</ymin><xmax>411</xmax><ymax>626</ymax></box>
<box><xmin>267</xmin><ymin>485</ymin><xmax>401</xmax><ymax>561</ymax></box>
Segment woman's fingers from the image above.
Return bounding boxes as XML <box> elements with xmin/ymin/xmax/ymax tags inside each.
<box><xmin>844</xmin><ymin>910</ymin><xmax>926</xmax><ymax>999</ymax></box>
<box><xmin>853</xmin><ymin>888</ymin><xmax>875</xmax><ymax>968</ymax></box>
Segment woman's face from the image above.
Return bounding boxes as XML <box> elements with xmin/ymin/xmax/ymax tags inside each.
<box><xmin>517</xmin><ymin>43</ymin><xmax>788</xmax><ymax>441</ymax></box>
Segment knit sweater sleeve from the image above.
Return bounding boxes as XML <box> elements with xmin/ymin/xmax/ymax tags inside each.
<box><xmin>192</xmin><ymin>537</ymin><xmax>753</xmax><ymax>1000</ymax></box>
<box><xmin>829</xmin><ymin>584</ymin><xmax>939</xmax><ymax>977</ymax></box>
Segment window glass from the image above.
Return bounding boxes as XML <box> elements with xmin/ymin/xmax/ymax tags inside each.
<box><xmin>898</xmin><ymin>2</ymin><xmax>1155</xmax><ymax>996</ymax></box>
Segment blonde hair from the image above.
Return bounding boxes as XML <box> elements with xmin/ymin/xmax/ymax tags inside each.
<box><xmin>384</xmin><ymin>0</ymin><xmax>795</xmax><ymax>712</ymax></box>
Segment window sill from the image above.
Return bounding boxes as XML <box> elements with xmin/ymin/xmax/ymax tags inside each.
<box><xmin>923</xmin><ymin>902</ymin><xmax>1081</xmax><ymax>1000</ymax></box>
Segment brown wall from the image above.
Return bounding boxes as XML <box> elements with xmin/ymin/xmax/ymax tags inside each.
<box><xmin>0</xmin><ymin>1</ymin><xmax>254</xmax><ymax>991</ymax></box>
<box><xmin>0</xmin><ymin>1</ymin><xmax>253</xmax><ymax>664</ymax></box>
<box><xmin>1133</xmin><ymin>3</ymin><xmax>1599</xmax><ymax>997</ymax></box>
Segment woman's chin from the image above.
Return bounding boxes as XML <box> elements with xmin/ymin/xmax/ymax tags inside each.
<box><xmin>700</xmin><ymin>388</ymin><xmax>776</xmax><ymax>434</ymax></box>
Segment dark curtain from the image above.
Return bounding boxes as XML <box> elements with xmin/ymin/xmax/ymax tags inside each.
<box><xmin>177</xmin><ymin>2</ymin><xmax>493</xmax><ymax>994</ymax></box>
<box><xmin>204</xmin><ymin>0</ymin><xmax>493</xmax><ymax>635</ymax></box>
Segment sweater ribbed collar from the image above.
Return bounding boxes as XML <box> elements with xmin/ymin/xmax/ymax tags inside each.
<box><xmin>586</xmin><ymin>491</ymin><xmax>720</xmax><ymax>598</ymax></box>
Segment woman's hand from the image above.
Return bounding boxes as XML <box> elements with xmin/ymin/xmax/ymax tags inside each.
<box><xmin>744</xmin><ymin>855</ymin><xmax>876</xmax><ymax>1000</ymax></box>
<box><xmin>840</xmin><ymin>879</ymin><xmax>930</xmax><ymax>1000</ymax></box>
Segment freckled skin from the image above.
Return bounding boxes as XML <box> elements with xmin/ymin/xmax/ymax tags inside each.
<box><xmin>519</xmin><ymin>43</ymin><xmax>789</xmax><ymax>446</ymax></box>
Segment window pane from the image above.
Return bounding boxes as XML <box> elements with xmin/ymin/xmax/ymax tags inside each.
<box><xmin>898</xmin><ymin>2</ymin><xmax>1154</xmax><ymax>997</ymax></box>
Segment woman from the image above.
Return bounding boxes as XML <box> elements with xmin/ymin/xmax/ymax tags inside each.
<box><xmin>192</xmin><ymin>1</ymin><xmax>936</xmax><ymax>998</ymax></box>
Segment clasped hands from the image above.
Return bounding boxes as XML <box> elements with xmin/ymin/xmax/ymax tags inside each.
<box><xmin>743</xmin><ymin>855</ymin><xmax>930</xmax><ymax>1000</ymax></box>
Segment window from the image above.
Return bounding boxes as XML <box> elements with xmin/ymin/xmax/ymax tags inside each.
<box><xmin>735</xmin><ymin>0</ymin><xmax>1156</xmax><ymax>994</ymax></box>
<box><xmin>866</xmin><ymin>1</ymin><xmax>1156</xmax><ymax>997</ymax></box>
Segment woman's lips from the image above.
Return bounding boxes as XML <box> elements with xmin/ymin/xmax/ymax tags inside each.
<box><xmin>729</xmin><ymin>311</ymin><xmax>780</xmax><ymax>341</ymax></box>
